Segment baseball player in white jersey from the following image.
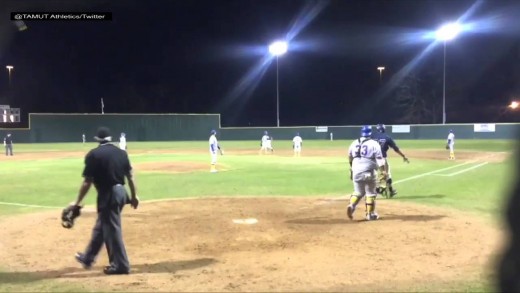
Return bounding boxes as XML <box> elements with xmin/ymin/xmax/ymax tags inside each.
<box><xmin>446</xmin><ymin>129</ymin><xmax>455</xmax><ymax>160</ymax></box>
<box><xmin>259</xmin><ymin>131</ymin><xmax>272</xmax><ymax>155</ymax></box>
<box><xmin>119</xmin><ymin>132</ymin><xmax>127</xmax><ymax>151</ymax></box>
<box><xmin>293</xmin><ymin>132</ymin><xmax>302</xmax><ymax>157</ymax></box>
<box><xmin>346</xmin><ymin>125</ymin><xmax>387</xmax><ymax>221</ymax></box>
<box><xmin>209</xmin><ymin>130</ymin><xmax>223</xmax><ymax>172</ymax></box>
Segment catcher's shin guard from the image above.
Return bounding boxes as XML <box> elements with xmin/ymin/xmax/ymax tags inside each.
<box><xmin>365</xmin><ymin>196</ymin><xmax>376</xmax><ymax>214</ymax></box>
<box><xmin>347</xmin><ymin>194</ymin><xmax>362</xmax><ymax>220</ymax></box>
<box><xmin>349</xmin><ymin>194</ymin><xmax>362</xmax><ymax>208</ymax></box>
<box><xmin>386</xmin><ymin>178</ymin><xmax>397</xmax><ymax>197</ymax></box>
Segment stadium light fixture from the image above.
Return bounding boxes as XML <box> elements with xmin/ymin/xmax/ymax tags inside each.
<box><xmin>435</xmin><ymin>23</ymin><xmax>462</xmax><ymax>41</ymax></box>
<box><xmin>509</xmin><ymin>101</ymin><xmax>519</xmax><ymax>110</ymax></box>
<box><xmin>5</xmin><ymin>65</ymin><xmax>14</xmax><ymax>87</ymax></box>
<box><xmin>436</xmin><ymin>22</ymin><xmax>461</xmax><ymax>125</ymax></box>
<box><xmin>269</xmin><ymin>41</ymin><xmax>288</xmax><ymax>56</ymax></box>
<box><xmin>377</xmin><ymin>67</ymin><xmax>385</xmax><ymax>83</ymax></box>
<box><xmin>268</xmin><ymin>41</ymin><xmax>288</xmax><ymax>127</ymax></box>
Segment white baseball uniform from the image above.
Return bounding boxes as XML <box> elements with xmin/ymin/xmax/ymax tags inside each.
<box><xmin>348</xmin><ymin>137</ymin><xmax>385</xmax><ymax>198</ymax></box>
<box><xmin>293</xmin><ymin>135</ymin><xmax>302</xmax><ymax>154</ymax></box>
<box><xmin>119</xmin><ymin>135</ymin><xmax>127</xmax><ymax>150</ymax></box>
<box><xmin>209</xmin><ymin>134</ymin><xmax>219</xmax><ymax>165</ymax></box>
<box><xmin>447</xmin><ymin>132</ymin><xmax>455</xmax><ymax>152</ymax></box>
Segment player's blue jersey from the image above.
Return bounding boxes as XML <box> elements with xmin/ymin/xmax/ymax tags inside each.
<box><xmin>371</xmin><ymin>132</ymin><xmax>399</xmax><ymax>158</ymax></box>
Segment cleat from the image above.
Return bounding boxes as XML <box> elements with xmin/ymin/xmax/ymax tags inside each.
<box><xmin>366</xmin><ymin>213</ymin><xmax>379</xmax><ymax>221</ymax></box>
<box><xmin>389</xmin><ymin>190</ymin><xmax>397</xmax><ymax>198</ymax></box>
<box><xmin>103</xmin><ymin>266</ymin><xmax>129</xmax><ymax>275</ymax></box>
<box><xmin>75</xmin><ymin>252</ymin><xmax>93</xmax><ymax>269</ymax></box>
<box><xmin>346</xmin><ymin>205</ymin><xmax>355</xmax><ymax>220</ymax></box>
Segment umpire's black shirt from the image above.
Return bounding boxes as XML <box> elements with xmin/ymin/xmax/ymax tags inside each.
<box><xmin>82</xmin><ymin>142</ymin><xmax>132</xmax><ymax>210</ymax></box>
<box><xmin>4</xmin><ymin>136</ymin><xmax>13</xmax><ymax>144</ymax></box>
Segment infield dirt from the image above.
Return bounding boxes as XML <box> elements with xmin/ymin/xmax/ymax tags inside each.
<box><xmin>0</xmin><ymin>197</ymin><xmax>504</xmax><ymax>292</ymax></box>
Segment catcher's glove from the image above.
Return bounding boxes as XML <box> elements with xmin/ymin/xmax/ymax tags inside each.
<box><xmin>445</xmin><ymin>144</ymin><xmax>450</xmax><ymax>150</ymax></box>
<box><xmin>61</xmin><ymin>204</ymin><xmax>82</xmax><ymax>229</ymax></box>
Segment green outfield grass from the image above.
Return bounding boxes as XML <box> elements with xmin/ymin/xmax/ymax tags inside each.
<box><xmin>0</xmin><ymin>139</ymin><xmax>516</xmax><ymax>292</ymax></box>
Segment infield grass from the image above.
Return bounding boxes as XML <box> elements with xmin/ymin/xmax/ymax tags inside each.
<box><xmin>0</xmin><ymin>139</ymin><xmax>516</xmax><ymax>292</ymax></box>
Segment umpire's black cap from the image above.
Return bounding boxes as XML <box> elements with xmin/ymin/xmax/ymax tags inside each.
<box><xmin>94</xmin><ymin>126</ymin><xmax>112</xmax><ymax>142</ymax></box>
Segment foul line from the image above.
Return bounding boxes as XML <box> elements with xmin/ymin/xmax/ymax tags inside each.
<box><xmin>393</xmin><ymin>161</ymin><xmax>475</xmax><ymax>185</ymax></box>
<box><xmin>0</xmin><ymin>201</ymin><xmax>61</xmax><ymax>209</ymax></box>
<box><xmin>0</xmin><ymin>161</ymin><xmax>487</xmax><ymax>209</ymax></box>
<box><xmin>434</xmin><ymin>162</ymin><xmax>488</xmax><ymax>176</ymax></box>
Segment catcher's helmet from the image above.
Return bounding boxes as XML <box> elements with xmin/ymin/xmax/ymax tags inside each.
<box><xmin>360</xmin><ymin>125</ymin><xmax>372</xmax><ymax>137</ymax></box>
<box><xmin>376</xmin><ymin>124</ymin><xmax>386</xmax><ymax>133</ymax></box>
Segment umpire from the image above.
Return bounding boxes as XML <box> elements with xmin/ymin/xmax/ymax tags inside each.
<box><xmin>4</xmin><ymin>133</ymin><xmax>13</xmax><ymax>156</ymax></box>
<box><xmin>72</xmin><ymin>126</ymin><xmax>139</xmax><ymax>275</ymax></box>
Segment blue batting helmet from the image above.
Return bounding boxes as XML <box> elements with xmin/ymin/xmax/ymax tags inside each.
<box><xmin>264</xmin><ymin>131</ymin><xmax>268</xmax><ymax>135</ymax></box>
<box><xmin>449</xmin><ymin>129</ymin><xmax>453</xmax><ymax>133</ymax></box>
<box><xmin>376</xmin><ymin>124</ymin><xmax>386</xmax><ymax>133</ymax></box>
<box><xmin>296</xmin><ymin>132</ymin><xmax>300</xmax><ymax>136</ymax></box>
<box><xmin>210</xmin><ymin>129</ymin><xmax>217</xmax><ymax>135</ymax></box>
<box><xmin>360</xmin><ymin>125</ymin><xmax>372</xmax><ymax>137</ymax></box>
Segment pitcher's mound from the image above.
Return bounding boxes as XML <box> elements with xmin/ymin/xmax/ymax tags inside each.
<box><xmin>0</xmin><ymin>197</ymin><xmax>503</xmax><ymax>292</ymax></box>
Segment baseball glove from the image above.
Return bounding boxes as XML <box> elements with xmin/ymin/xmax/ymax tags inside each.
<box><xmin>61</xmin><ymin>204</ymin><xmax>82</xmax><ymax>229</ymax></box>
<box><xmin>445</xmin><ymin>144</ymin><xmax>449</xmax><ymax>150</ymax></box>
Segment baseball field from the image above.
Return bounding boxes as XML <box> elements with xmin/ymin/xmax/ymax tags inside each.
<box><xmin>0</xmin><ymin>139</ymin><xmax>515</xmax><ymax>292</ymax></box>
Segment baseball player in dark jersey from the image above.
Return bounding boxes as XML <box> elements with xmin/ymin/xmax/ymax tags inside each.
<box><xmin>72</xmin><ymin>126</ymin><xmax>139</xmax><ymax>275</ymax></box>
<box><xmin>4</xmin><ymin>133</ymin><xmax>13</xmax><ymax>156</ymax></box>
<box><xmin>371</xmin><ymin>124</ymin><xmax>409</xmax><ymax>198</ymax></box>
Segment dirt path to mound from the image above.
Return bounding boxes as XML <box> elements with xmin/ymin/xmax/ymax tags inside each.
<box><xmin>0</xmin><ymin>198</ymin><xmax>504</xmax><ymax>292</ymax></box>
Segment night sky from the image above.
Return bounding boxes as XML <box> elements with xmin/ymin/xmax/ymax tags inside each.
<box><xmin>1</xmin><ymin>0</ymin><xmax>519</xmax><ymax>127</ymax></box>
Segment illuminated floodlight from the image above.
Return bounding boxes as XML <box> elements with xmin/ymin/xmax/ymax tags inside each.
<box><xmin>6</xmin><ymin>65</ymin><xmax>13</xmax><ymax>70</ymax></box>
<box><xmin>509</xmin><ymin>101</ymin><xmax>519</xmax><ymax>110</ymax></box>
<box><xmin>377</xmin><ymin>66</ymin><xmax>385</xmax><ymax>72</ymax></box>
<box><xmin>268</xmin><ymin>41</ymin><xmax>288</xmax><ymax>56</ymax></box>
<box><xmin>435</xmin><ymin>23</ymin><xmax>462</xmax><ymax>41</ymax></box>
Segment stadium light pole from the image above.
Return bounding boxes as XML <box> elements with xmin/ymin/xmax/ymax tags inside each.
<box><xmin>268</xmin><ymin>41</ymin><xmax>288</xmax><ymax>127</ymax></box>
<box><xmin>5</xmin><ymin>65</ymin><xmax>14</xmax><ymax>88</ymax></box>
<box><xmin>435</xmin><ymin>23</ymin><xmax>461</xmax><ymax>125</ymax></box>
<box><xmin>377</xmin><ymin>66</ymin><xmax>385</xmax><ymax>84</ymax></box>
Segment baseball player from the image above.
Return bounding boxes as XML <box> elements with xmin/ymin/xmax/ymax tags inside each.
<box><xmin>372</xmin><ymin>124</ymin><xmax>409</xmax><ymax>198</ymax></box>
<box><xmin>447</xmin><ymin>129</ymin><xmax>455</xmax><ymax>160</ymax></box>
<box><xmin>293</xmin><ymin>132</ymin><xmax>303</xmax><ymax>157</ymax></box>
<box><xmin>82</xmin><ymin>133</ymin><xmax>86</xmax><ymax>143</ymax></box>
<box><xmin>209</xmin><ymin>130</ymin><xmax>223</xmax><ymax>173</ymax></box>
<box><xmin>119</xmin><ymin>132</ymin><xmax>127</xmax><ymax>151</ymax></box>
<box><xmin>259</xmin><ymin>131</ymin><xmax>271</xmax><ymax>155</ymax></box>
<box><xmin>346</xmin><ymin>125</ymin><xmax>387</xmax><ymax>221</ymax></box>
<box><xmin>4</xmin><ymin>133</ymin><xmax>13</xmax><ymax>156</ymax></box>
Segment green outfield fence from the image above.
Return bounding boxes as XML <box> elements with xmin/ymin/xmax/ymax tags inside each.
<box><xmin>0</xmin><ymin>113</ymin><xmax>518</xmax><ymax>143</ymax></box>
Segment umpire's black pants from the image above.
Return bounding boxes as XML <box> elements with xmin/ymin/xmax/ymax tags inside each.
<box><xmin>83</xmin><ymin>185</ymin><xmax>130</xmax><ymax>271</ymax></box>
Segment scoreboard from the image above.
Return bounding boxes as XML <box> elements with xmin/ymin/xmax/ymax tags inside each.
<box><xmin>0</xmin><ymin>105</ymin><xmax>21</xmax><ymax>123</ymax></box>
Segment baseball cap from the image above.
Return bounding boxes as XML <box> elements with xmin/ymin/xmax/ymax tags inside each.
<box><xmin>94</xmin><ymin>126</ymin><xmax>112</xmax><ymax>142</ymax></box>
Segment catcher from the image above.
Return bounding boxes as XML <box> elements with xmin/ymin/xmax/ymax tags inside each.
<box><xmin>64</xmin><ymin>126</ymin><xmax>139</xmax><ymax>275</ymax></box>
